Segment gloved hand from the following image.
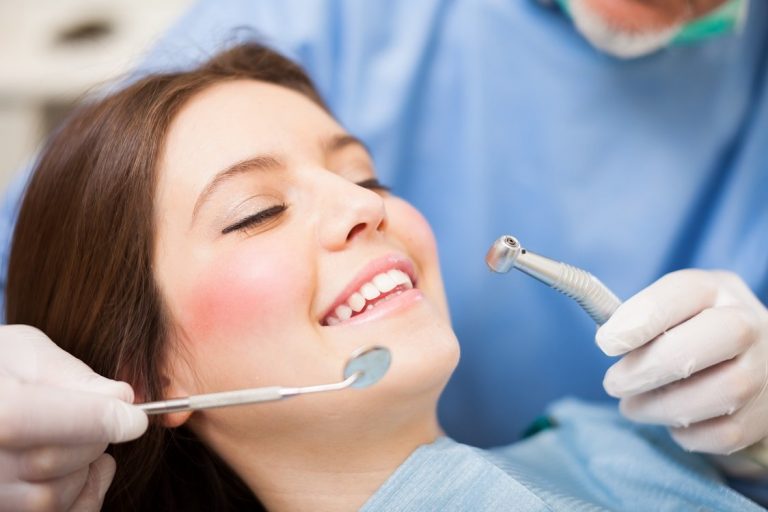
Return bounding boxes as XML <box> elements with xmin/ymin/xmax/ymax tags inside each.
<box><xmin>596</xmin><ymin>269</ymin><xmax>768</xmax><ymax>455</ymax></box>
<box><xmin>0</xmin><ymin>325</ymin><xmax>148</xmax><ymax>511</ymax></box>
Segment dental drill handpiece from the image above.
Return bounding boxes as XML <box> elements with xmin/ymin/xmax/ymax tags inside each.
<box><xmin>486</xmin><ymin>236</ymin><xmax>768</xmax><ymax>469</ymax></box>
<box><xmin>485</xmin><ymin>236</ymin><xmax>621</xmax><ymax>325</ymax></box>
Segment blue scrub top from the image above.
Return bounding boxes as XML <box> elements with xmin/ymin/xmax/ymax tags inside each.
<box><xmin>1</xmin><ymin>0</ymin><xmax>766</xmax><ymax>448</ymax></box>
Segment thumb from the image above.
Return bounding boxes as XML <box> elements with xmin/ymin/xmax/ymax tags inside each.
<box><xmin>66</xmin><ymin>373</ymin><xmax>148</xmax><ymax>444</ymax></box>
<box><xmin>99</xmin><ymin>396</ymin><xmax>149</xmax><ymax>444</ymax></box>
<box><xmin>2</xmin><ymin>384</ymin><xmax>148</xmax><ymax>447</ymax></box>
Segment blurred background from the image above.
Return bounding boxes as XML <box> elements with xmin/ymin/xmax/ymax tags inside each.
<box><xmin>0</xmin><ymin>0</ymin><xmax>192</xmax><ymax>190</ymax></box>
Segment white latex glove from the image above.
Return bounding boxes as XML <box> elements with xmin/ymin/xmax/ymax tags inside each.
<box><xmin>596</xmin><ymin>269</ymin><xmax>768</xmax><ymax>455</ymax></box>
<box><xmin>0</xmin><ymin>325</ymin><xmax>148</xmax><ymax>511</ymax></box>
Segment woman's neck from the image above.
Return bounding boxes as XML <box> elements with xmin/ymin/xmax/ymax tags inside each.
<box><xmin>200</xmin><ymin>410</ymin><xmax>443</xmax><ymax>512</ymax></box>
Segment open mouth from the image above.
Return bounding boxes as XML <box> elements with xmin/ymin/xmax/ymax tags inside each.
<box><xmin>321</xmin><ymin>267</ymin><xmax>416</xmax><ymax>326</ymax></box>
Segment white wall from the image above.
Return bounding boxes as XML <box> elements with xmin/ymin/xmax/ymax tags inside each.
<box><xmin>0</xmin><ymin>0</ymin><xmax>193</xmax><ymax>191</ymax></box>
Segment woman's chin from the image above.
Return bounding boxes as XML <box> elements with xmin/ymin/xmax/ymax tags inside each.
<box><xmin>328</xmin><ymin>294</ymin><xmax>459</xmax><ymax>383</ymax></box>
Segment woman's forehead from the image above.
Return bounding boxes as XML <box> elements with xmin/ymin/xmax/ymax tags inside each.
<box><xmin>159</xmin><ymin>79</ymin><xmax>341</xmax><ymax>185</ymax></box>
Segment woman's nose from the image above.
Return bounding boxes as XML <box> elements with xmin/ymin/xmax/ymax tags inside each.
<box><xmin>317</xmin><ymin>178</ymin><xmax>387</xmax><ymax>251</ymax></box>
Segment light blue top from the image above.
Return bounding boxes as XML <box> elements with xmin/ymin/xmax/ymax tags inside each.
<box><xmin>2</xmin><ymin>0</ymin><xmax>767</xmax><ymax>448</ymax></box>
<box><xmin>362</xmin><ymin>400</ymin><xmax>765</xmax><ymax>511</ymax></box>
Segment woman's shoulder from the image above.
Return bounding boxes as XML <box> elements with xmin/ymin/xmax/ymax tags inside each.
<box><xmin>363</xmin><ymin>399</ymin><xmax>765</xmax><ymax>511</ymax></box>
<box><xmin>361</xmin><ymin>436</ymin><xmax>553</xmax><ymax>511</ymax></box>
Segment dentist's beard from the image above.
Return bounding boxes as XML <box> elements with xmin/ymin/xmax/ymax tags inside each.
<box><xmin>569</xmin><ymin>0</ymin><xmax>684</xmax><ymax>58</ymax></box>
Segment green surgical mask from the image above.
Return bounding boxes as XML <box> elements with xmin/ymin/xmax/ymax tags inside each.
<box><xmin>673</xmin><ymin>0</ymin><xmax>749</xmax><ymax>44</ymax></box>
<box><xmin>555</xmin><ymin>0</ymin><xmax>748</xmax><ymax>58</ymax></box>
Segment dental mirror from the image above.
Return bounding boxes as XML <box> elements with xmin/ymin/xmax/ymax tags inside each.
<box><xmin>343</xmin><ymin>345</ymin><xmax>391</xmax><ymax>388</ymax></box>
<box><xmin>138</xmin><ymin>345</ymin><xmax>391</xmax><ymax>415</ymax></box>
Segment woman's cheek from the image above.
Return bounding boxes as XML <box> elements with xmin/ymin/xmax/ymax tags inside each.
<box><xmin>387</xmin><ymin>197</ymin><xmax>451</xmax><ymax>318</ymax></box>
<box><xmin>177</xmin><ymin>243</ymin><xmax>310</xmax><ymax>343</ymax></box>
<box><xmin>388</xmin><ymin>197</ymin><xmax>439</xmax><ymax>258</ymax></box>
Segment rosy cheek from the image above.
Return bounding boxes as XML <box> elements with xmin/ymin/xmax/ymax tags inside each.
<box><xmin>176</xmin><ymin>242</ymin><xmax>310</xmax><ymax>344</ymax></box>
<box><xmin>389</xmin><ymin>198</ymin><xmax>438</xmax><ymax>256</ymax></box>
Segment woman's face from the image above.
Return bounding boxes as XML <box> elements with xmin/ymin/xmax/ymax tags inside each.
<box><xmin>153</xmin><ymin>79</ymin><xmax>459</xmax><ymax>441</ymax></box>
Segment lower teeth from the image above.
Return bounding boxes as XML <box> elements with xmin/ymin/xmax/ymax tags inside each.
<box><xmin>327</xmin><ymin>288</ymin><xmax>409</xmax><ymax>324</ymax></box>
<box><xmin>366</xmin><ymin>290</ymin><xmax>403</xmax><ymax>310</ymax></box>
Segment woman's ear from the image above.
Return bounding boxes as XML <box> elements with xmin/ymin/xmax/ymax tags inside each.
<box><xmin>158</xmin><ymin>361</ymin><xmax>195</xmax><ymax>428</ymax></box>
<box><xmin>157</xmin><ymin>382</ymin><xmax>193</xmax><ymax>428</ymax></box>
<box><xmin>121</xmin><ymin>371</ymin><xmax>194</xmax><ymax>428</ymax></box>
<box><xmin>161</xmin><ymin>410</ymin><xmax>193</xmax><ymax>428</ymax></box>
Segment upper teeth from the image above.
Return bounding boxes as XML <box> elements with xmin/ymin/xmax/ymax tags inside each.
<box><xmin>325</xmin><ymin>269</ymin><xmax>413</xmax><ymax>325</ymax></box>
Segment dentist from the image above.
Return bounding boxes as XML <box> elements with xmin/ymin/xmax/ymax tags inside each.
<box><xmin>1</xmin><ymin>1</ymin><xmax>766</xmax><ymax>509</ymax></box>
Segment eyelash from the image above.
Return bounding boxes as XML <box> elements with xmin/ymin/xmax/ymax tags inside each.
<box><xmin>222</xmin><ymin>204</ymin><xmax>287</xmax><ymax>235</ymax></box>
<box><xmin>356</xmin><ymin>178</ymin><xmax>391</xmax><ymax>192</ymax></box>
<box><xmin>222</xmin><ymin>178</ymin><xmax>390</xmax><ymax>235</ymax></box>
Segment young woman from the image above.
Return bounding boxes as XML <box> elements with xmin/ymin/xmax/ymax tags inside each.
<box><xmin>5</xmin><ymin>43</ymin><xmax>763</xmax><ymax>511</ymax></box>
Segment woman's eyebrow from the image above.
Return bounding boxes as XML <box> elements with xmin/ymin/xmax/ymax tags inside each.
<box><xmin>192</xmin><ymin>154</ymin><xmax>283</xmax><ymax>222</ymax></box>
<box><xmin>191</xmin><ymin>135</ymin><xmax>369</xmax><ymax>225</ymax></box>
<box><xmin>324</xmin><ymin>133</ymin><xmax>372</xmax><ymax>157</ymax></box>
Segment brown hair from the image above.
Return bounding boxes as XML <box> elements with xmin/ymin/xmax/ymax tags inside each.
<box><xmin>6</xmin><ymin>43</ymin><xmax>328</xmax><ymax>511</ymax></box>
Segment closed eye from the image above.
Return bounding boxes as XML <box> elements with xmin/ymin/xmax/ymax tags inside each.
<box><xmin>222</xmin><ymin>204</ymin><xmax>287</xmax><ymax>235</ymax></box>
<box><xmin>356</xmin><ymin>178</ymin><xmax>390</xmax><ymax>192</ymax></box>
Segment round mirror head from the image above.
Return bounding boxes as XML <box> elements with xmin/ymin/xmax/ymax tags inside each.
<box><xmin>343</xmin><ymin>346</ymin><xmax>391</xmax><ymax>388</ymax></box>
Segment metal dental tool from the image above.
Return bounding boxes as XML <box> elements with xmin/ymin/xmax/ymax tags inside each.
<box><xmin>137</xmin><ymin>345</ymin><xmax>391</xmax><ymax>415</ymax></box>
<box><xmin>486</xmin><ymin>235</ymin><xmax>621</xmax><ymax>325</ymax></box>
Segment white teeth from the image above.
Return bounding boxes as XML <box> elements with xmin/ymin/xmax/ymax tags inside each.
<box><xmin>335</xmin><ymin>304</ymin><xmax>352</xmax><ymax>321</ymax></box>
<box><xmin>360</xmin><ymin>283</ymin><xmax>380</xmax><ymax>300</ymax></box>
<box><xmin>324</xmin><ymin>267</ymin><xmax>415</xmax><ymax>326</ymax></box>
<box><xmin>372</xmin><ymin>273</ymin><xmax>396</xmax><ymax>293</ymax></box>
<box><xmin>348</xmin><ymin>292</ymin><xmax>365</xmax><ymax>312</ymax></box>
<box><xmin>388</xmin><ymin>269</ymin><xmax>412</xmax><ymax>288</ymax></box>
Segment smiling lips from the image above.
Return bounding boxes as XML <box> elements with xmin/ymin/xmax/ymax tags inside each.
<box><xmin>322</xmin><ymin>268</ymin><xmax>415</xmax><ymax>326</ymax></box>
